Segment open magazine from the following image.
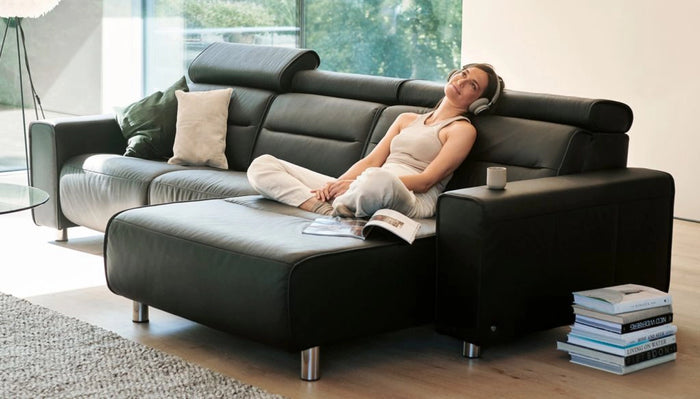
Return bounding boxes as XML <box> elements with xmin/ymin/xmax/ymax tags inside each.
<box><xmin>302</xmin><ymin>208</ymin><xmax>421</xmax><ymax>244</ymax></box>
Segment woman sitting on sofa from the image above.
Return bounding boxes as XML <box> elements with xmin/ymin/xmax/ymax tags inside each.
<box><xmin>247</xmin><ymin>63</ymin><xmax>503</xmax><ymax>218</ymax></box>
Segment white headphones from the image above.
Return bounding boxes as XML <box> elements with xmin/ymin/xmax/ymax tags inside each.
<box><xmin>451</xmin><ymin>64</ymin><xmax>503</xmax><ymax>115</ymax></box>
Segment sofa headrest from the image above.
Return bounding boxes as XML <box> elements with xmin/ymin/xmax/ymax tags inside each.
<box><xmin>292</xmin><ymin>70</ymin><xmax>405</xmax><ymax>104</ymax></box>
<box><xmin>494</xmin><ymin>90</ymin><xmax>633</xmax><ymax>133</ymax></box>
<box><xmin>188</xmin><ymin>42</ymin><xmax>320</xmax><ymax>92</ymax></box>
<box><xmin>397</xmin><ymin>80</ymin><xmax>444</xmax><ymax>108</ymax></box>
<box><xmin>397</xmin><ymin>81</ymin><xmax>633</xmax><ymax>133</ymax></box>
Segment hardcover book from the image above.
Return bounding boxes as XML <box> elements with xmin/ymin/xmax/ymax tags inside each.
<box><xmin>557</xmin><ymin>340</ymin><xmax>677</xmax><ymax>367</ymax></box>
<box><xmin>302</xmin><ymin>209</ymin><xmax>421</xmax><ymax>244</ymax></box>
<box><xmin>569</xmin><ymin>322</ymin><xmax>677</xmax><ymax>347</ymax></box>
<box><xmin>568</xmin><ymin>352</ymin><xmax>676</xmax><ymax>375</ymax></box>
<box><xmin>574</xmin><ymin>312</ymin><xmax>674</xmax><ymax>334</ymax></box>
<box><xmin>566</xmin><ymin>334</ymin><xmax>676</xmax><ymax>357</ymax></box>
<box><xmin>572</xmin><ymin>304</ymin><xmax>673</xmax><ymax>324</ymax></box>
<box><xmin>572</xmin><ymin>284</ymin><xmax>672</xmax><ymax>314</ymax></box>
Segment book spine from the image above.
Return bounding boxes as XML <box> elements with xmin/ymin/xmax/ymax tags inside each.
<box><xmin>624</xmin><ymin>343</ymin><xmax>677</xmax><ymax>366</ymax></box>
<box><xmin>570</xmin><ymin>323</ymin><xmax>676</xmax><ymax>346</ymax></box>
<box><xmin>613</xmin><ymin>296</ymin><xmax>672</xmax><ymax>314</ymax></box>
<box><xmin>622</xmin><ymin>314</ymin><xmax>673</xmax><ymax>333</ymax></box>
<box><xmin>623</xmin><ymin>335</ymin><xmax>676</xmax><ymax>356</ymax></box>
<box><xmin>567</xmin><ymin>334</ymin><xmax>676</xmax><ymax>356</ymax></box>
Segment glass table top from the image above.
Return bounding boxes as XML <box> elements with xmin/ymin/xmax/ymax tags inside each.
<box><xmin>0</xmin><ymin>183</ymin><xmax>49</xmax><ymax>215</ymax></box>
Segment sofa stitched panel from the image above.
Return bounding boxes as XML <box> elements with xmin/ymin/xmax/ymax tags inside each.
<box><xmin>252</xmin><ymin>93</ymin><xmax>385</xmax><ymax>177</ymax></box>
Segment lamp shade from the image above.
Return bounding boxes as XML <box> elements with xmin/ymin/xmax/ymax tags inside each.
<box><xmin>0</xmin><ymin>0</ymin><xmax>61</xmax><ymax>18</ymax></box>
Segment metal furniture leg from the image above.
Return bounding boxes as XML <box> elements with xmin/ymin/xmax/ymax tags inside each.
<box><xmin>300</xmin><ymin>346</ymin><xmax>320</xmax><ymax>381</ymax></box>
<box><xmin>462</xmin><ymin>341</ymin><xmax>481</xmax><ymax>358</ymax></box>
<box><xmin>56</xmin><ymin>228</ymin><xmax>67</xmax><ymax>242</ymax></box>
<box><xmin>132</xmin><ymin>301</ymin><xmax>149</xmax><ymax>323</ymax></box>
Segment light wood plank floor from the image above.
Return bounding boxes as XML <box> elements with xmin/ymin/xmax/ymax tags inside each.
<box><xmin>2</xmin><ymin>172</ymin><xmax>699</xmax><ymax>398</ymax></box>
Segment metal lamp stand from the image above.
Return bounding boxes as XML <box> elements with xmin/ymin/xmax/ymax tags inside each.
<box><xmin>0</xmin><ymin>17</ymin><xmax>46</xmax><ymax>184</ymax></box>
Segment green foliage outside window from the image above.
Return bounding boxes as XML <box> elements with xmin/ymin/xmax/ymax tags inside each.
<box><xmin>149</xmin><ymin>0</ymin><xmax>461</xmax><ymax>82</ymax></box>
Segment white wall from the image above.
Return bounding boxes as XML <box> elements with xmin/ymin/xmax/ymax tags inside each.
<box><xmin>462</xmin><ymin>0</ymin><xmax>700</xmax><ymax>221</ymax></box>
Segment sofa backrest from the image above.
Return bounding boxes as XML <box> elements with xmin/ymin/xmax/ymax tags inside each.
<box><xmin>185</xmin><ymin>43</ymin><xmax>633</xmax><ymax>191</ymax></box>
<box><xmin>186</xmin><ymin>42</ymin><xmax>320</xmax><ymax>171</ymax></box>
<box><xmin>448</xmin><ymin>90</ymin><xmax>632</xmax><ymax>189</ymax></box>
<box><xmin>249</xmin><ymin>70</ymin><xmax>414</xmax><ymax>177</ymax></box>
<box><xmin>251</xmin><ymin>92</ymin><xmax>384</xmax><ymax>177</ymax></box>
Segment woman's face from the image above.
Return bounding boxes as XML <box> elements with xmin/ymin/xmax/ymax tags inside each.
<box><xmin>445</xmin><ymin>66</ymin><xmax>489</xmax><ymax>110</ymax></box>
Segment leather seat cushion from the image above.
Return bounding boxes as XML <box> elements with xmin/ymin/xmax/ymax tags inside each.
<box><xmin>148</xmin><ymin>169</ymin><xmax>258</xmax><ymax>204</ymax></box>
<box><xmin>105</xmin><ymin>196</ymin><xmax>436</xmax><ymax>351</ymax></box>
<box><xmin>59</xmin><ymin>153</ymin><xmax>188</xmax><ymax>231</ymax></box>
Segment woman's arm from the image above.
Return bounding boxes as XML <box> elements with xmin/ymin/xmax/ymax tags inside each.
<box><xmin>313</xmin><ymin>112</ymin><xmax>419</xmax><ymax>201</ymax></box>
<box><xmin>399</xmin><ymin>120</ymin><xmax>477</xmax><ymax>193</ymax></box>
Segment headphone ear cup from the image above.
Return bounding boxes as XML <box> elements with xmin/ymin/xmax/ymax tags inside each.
<box><xmin>468</xmin><ymin>98</ymin><xmax>489</xmax><ymax>114</ymax></box>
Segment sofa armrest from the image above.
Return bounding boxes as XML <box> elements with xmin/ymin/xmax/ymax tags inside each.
<box><xmin>29</xmin><ymin>114</ymin><xmax>126</xmax><ymax>229</ymax></box>
<box><xmin>435</xmin><ymin>167</ymin><xmax>674</xmax><ymax>347</ymax></box>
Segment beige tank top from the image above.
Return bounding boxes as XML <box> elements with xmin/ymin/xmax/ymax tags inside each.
<box><xmin>384</xmin><ymin>112</ymin><xmax>470</xmax><ymax>191</ymax></box>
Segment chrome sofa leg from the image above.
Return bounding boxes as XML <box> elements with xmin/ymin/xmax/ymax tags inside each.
<box><xmin>462</xmin><ymin>341</ymin><xmax>481</xmax><ymax>358</ymax></box>
<box><xmin>300</xmin><ymin>346</ymin><xmax>320</xmax><ymax>381</ymax></box>
<box><xmin>132</xmin><ymin>301</ymin><xmax>149</xmax><ymax>323</ymax></box>
<box><xmin>56</xmin><ymin>228</ymin><xmax>68</xmax><ymax>242</ymax></box>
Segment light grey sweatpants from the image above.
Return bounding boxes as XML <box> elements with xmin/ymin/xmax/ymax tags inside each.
<box><xmin>246</xmin><ymin>154</ymin><xmax>440</xmax><ymax>218</ymax></box>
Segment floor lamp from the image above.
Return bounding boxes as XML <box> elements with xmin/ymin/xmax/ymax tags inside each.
<box><xmin>0</xmin><ymin>0</ymin><xmax>61</xmax><ymax>184</ymax></box>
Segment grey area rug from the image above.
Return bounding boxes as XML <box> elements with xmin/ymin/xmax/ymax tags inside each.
<box><xmin>0</xmin><ymin>293</ymin><xmax>287</xmax><ymax>399</ymax></box>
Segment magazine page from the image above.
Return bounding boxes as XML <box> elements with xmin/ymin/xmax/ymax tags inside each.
<box><xmin>302</xmin><ymin>217</ymin><xmax>368</xmax><ymax>240</ymax></box>
<box><xmin>363</xmin><ymin>209</ymin><xmax>421</xmax><ymax>244</ymax></box>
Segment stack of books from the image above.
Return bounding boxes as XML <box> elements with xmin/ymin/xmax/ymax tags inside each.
<box><xmin>557</xmin><ymin>283</ymin><xmax>677</xmax><ymax>375</ymax></box>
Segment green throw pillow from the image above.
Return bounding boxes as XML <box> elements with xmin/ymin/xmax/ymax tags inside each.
<box><xmin>116</xmin><ymin>76</ymin><xmax>189</xmax><ymax>160</ymax></box>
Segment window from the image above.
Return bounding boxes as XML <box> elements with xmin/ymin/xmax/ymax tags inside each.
<box><xmin>144</xmin><ymin>0</ymin><xmax>461</xmax><ymax>93</ymax></box>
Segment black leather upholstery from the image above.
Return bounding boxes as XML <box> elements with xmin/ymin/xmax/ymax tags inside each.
<box><xmin>292</xmin><ymin>70</ymin><xmax>405</xmax><ymax>104</ymax></box>
<box><xmin>494</xmin><ymin>90</ymin><xmax>633</xmax><ymax>133</ymax></box>
<box><xmin>105</xmin><ymin>197</ymin><xmax>436</xmax><ymax>351</ymax></box>
<box><xmin>188</xmin><ymin>42</ymin><xmax>319</xmax><ymax>92</ymax></box>
<box><xmin>252</xmin><ymin>93</ymin><xmax>385</xmax><ymax>177</ymax></box>
<box><xmin>447</xmin><ymin>116</ymin><xmax>591</xmax><ymax>190</ymax></box>
<box><xmin>59</xmin><ymin>154</ymin><xmax>186</xmax><ymax>231</ymax></box>
<box><xmin>435</xmin><ymin>168</ymin><xmax>674</xmax><ymax>347</ymax></box>
<box><xmin>29</xmin><ymin>115</ymin><xmax>127</xmax><ymax>230</ymax></box>
<box><xmin>148</xmin><ymin>170</ymin><xmax>257</xmax><ymax>204</ymax></box>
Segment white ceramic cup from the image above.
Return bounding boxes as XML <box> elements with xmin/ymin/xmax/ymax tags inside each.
<box><xmin>486</xmin><ymin>167</ymin><xmax>507</xmax><ymax>190</ymax></box>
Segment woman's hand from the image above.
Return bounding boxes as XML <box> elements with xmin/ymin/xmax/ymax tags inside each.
<box><xmin>311</xmin><ymin>180</ymin><xmax>353</xmax><ymax>201</ymax></box>
<box><xmin>327</xmin><ymin>180</ymin><xmax>352</xmax><ymax>198</ymax></box>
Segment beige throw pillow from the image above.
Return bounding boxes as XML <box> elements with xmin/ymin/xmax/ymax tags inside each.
<box><xmin>168</xmin><ymin>88</ymin><xmax>233</xmax><ymax>169</ymax></box>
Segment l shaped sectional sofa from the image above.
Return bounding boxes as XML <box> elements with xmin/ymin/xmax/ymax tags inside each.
<box><xmin>30</xmin><ymin>43</ymin><xmax>674</xmax><ymax>380</ymax></box>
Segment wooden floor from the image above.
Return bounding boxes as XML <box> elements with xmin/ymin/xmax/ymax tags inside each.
<box><xmin>2</xmin><ymin>171</ymin><xmax>699</xmax><ymax>398</ymax></box>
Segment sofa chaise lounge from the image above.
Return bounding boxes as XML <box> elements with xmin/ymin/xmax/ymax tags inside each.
<box><xmin>29</xmin><ymin>43</ymin><xmax>674</xmax><ymax>380</ymax></box>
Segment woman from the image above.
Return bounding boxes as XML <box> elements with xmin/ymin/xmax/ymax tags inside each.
<box><xmin>247</xmin><ymin>63</ymin><xmax>503</xmax><ymax>218</ymax></box>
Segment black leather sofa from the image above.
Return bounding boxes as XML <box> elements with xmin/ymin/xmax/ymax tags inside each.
<box><xmin>29</xmin><ymin>43</ymin><xmax>674</xmax><ymax>380</ymax></box>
